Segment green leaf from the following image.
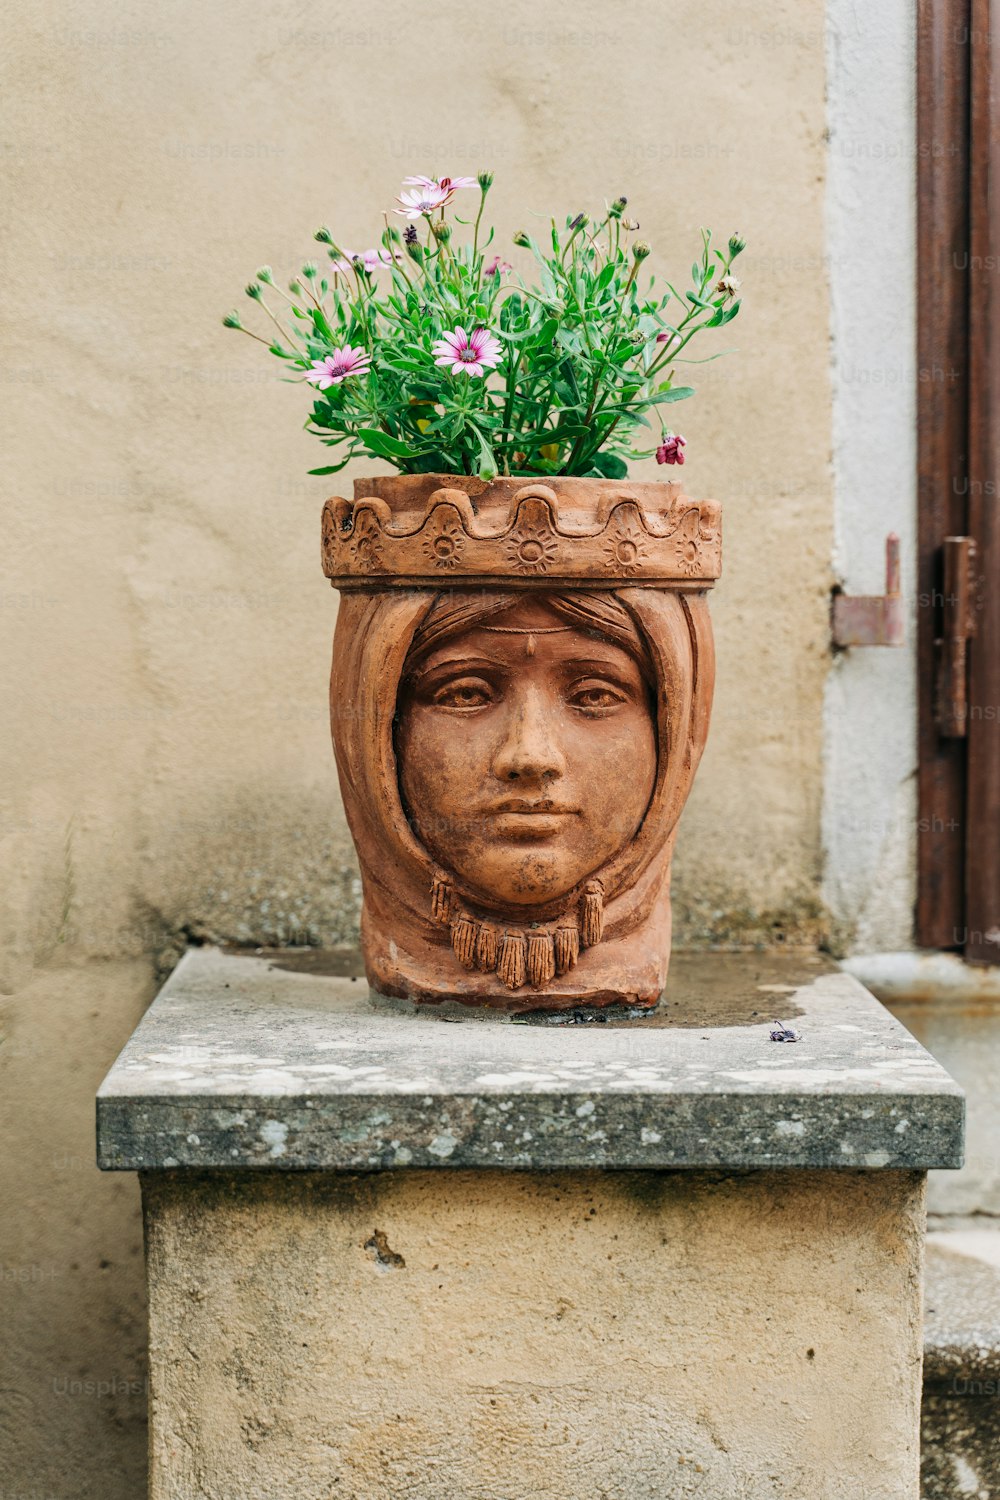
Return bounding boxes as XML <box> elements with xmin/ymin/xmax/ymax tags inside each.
<box><xmin>590</xmin><ymin>451</ymin><xmax>629</xmax><ymax>479</ymax></box>
<box><xmin>517</xmin><ymin>423</ymin><xmax>590</xmax><ymax>451</ymax></box>
<box><xmin>531</xmin><ymin>317</ymin><xmax>559</xmax><ymax>347</ymax></box>
<box><xmin>595</xmin><ymin>262</ymin><xmax>617</xmax><ymax>293</ymax></box>
<box><xmin>555</xmin><ymin>327</ymin><xmax>586</xmax><ymax>355</ymax></box>
<box><xmin>357</xmin><ymin>428</ymin><xmax>419</xmax><ymax>459</ymax></box>
<box><xmin>645</xmin><ymin>385</ymin><xmax>695</xmax><ymax>405</ymax></box>
<box><xmin>308</xmin><ymin>458</ymin><xmax>353</xmax><ymax>475</ymax></box>
<box><xmin>705</xmin><ymin>298</ymin><xmax>741</xmax><ymax>328</ymax></box>
<box><xmin>309</xmin><ymin>306</ymin><xmax>336</xmax><ymax>340</ymax></box>
<box><xmin>469</xmin><ymin>424</ymin><xmax>498</xmax><ymax>481</ymax></box>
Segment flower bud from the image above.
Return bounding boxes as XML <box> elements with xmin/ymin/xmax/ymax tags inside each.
<box><xmin>632</xmin><ymin>241</ymin><xmax>651</xmax><ymax>261</ymax></box>
<box><xmin>609</xmin><ymin>195</ymin><xmax>628</xmax><ymax>219</ymax></box>
<box><xmin>728</xmin><ymin>232</ymin><xmax>746</xmax><ymax>257</ymax></box>
<box><xmin>314</xmin><ymin>226</ymin><xmax>333</xmax><ymax>244</ymax></box>
<box><xmin>477</xmin><ymin>169</ymin><xmax>494</xmax><ymax>190</ymax></box>
<box><xmin>301</xmin><ymin>261</ymin><xmax>318</xmax><ymax>280</ymax></box>
<box><xmin>568</xmin><ymin>212</ymin><xmax>589</xmax><ymax>231</ymax></box>
<box><xmin>288</xmin><ymin>279</ymin><xmax>303</xmax><ymax>295</ymax></box>
<box><xmin>256</xmin><ymin>266</ymin><xmax>274</xmax><ymax>285</ymax></box>
<box><xmin>222</xmin><ymin>311</ymin><xmax>242</xmax><ymax>329</ymax></box>
<box><xmin>245</xmin><ymin>282</ymin><xmax>262</xmax><ymax>300</ymax></box>
<box><xmin>406</xmin><ymin>241</ymin><xmax>424</xmax><ymax>263</ymax></box>
<box><xmin>513</xmin><ymin>230</ymin><xmax>531</xmax><ymax>247</ymax></box>
<box><xmin>431</xmin><ymin>220</ymin><xmax>452</xmax><ymax>242</ymax></box>
<box><xmin>655</xmin><ymin>433</ymin><xmax>687</xmax><ymax>466</ymax></box>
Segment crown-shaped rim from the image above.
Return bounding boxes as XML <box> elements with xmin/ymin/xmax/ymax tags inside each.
<box><xmin>321</xmin><ymin>475</ymin><xmax>721</xmax><ymax>590</ymax></box>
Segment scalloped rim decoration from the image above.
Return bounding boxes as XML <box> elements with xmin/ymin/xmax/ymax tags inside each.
<box><xmin>321</xmin><ymin>483</ymin><xmax>721</xmax><ymax>589</ymax></box>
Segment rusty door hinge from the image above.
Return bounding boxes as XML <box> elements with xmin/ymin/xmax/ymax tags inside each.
<box><xmin>831</xmin><ymin>534</ymin><xmax>905</xmax><ymax>648</ymax></box>
<box><xmin>935</xmin><ymin>534</ymin><xmax>978</xmax><ymax>738</ymax></box>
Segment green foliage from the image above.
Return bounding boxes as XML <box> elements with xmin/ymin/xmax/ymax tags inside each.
<box><xmin>224</xmin><ymin>178</ymin><xmax>744</xmax><ymax>480</ymax></box>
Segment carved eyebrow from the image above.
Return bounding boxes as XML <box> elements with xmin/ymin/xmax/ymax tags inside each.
<box><xmin>410</xmin><ymin>654</ymin><xmax>508</xmax><ymax>678</ymax></box>
<box><xmin>558</xmin><ymin>655</ymin><xmax>641</xmax><ymax>673</ymax></box>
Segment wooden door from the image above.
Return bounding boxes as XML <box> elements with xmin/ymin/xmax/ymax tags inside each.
<box><xmin>917</xmin><ymin>0</ymin><xmax>1000</xmax><ymax>961</ymax></box>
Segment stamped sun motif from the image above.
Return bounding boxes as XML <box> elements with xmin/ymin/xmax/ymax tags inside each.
<box><xmin>505</xmin><ymin>524</ymin><xmax>559</xmax><ymax>575</ymax></box>
<box><xmin>349</xmin><ymin>517</ymin><xmax>384</xmax><ymax>572</ymax></box>
<box><xmin>422</xmin><ymin>516</ymin><xmax>466</xmax><ymax>570</ymax></box>
<box><xmin>672</xmin><ymin>534</ymin><xmax>703</xmax><ymax>576</ymax></box>
<box><xmin>602</xmin><ymin>519</ymin><xmax>648</xmax><ymax>577</ymax></box>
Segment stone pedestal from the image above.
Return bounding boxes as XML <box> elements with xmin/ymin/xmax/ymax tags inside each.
<box><xmin>97</xmin><ymin>948</ymin><xmax>964</xmax><ymax>1500</ymax></box>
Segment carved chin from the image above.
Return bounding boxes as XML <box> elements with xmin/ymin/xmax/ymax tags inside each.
<box><xmin>452</xmin><ymin>845</ymin><xmax>601</xmax><ymax>910</ymax></box>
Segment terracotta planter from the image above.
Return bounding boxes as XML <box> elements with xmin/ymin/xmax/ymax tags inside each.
<box><xmin>321</xmin><ymin>473</ymin><xmax>719</xmax><ymax>1011</ymax></box>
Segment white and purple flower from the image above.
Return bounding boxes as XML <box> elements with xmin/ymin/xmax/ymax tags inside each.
<box><xmin>304</xmin><ymin>346</ymin><xmax>372</xmax><ymax>389</ymax></box>
<box><xmin>395</xmin><ymin>175</ymin><xmax>477</xmax><ymax>218</ymax></box>
<box><xmin>431</xmin><ymin>325</ymin><xmax>503</xmax><ymax>378</ymax></box>
<box><xmin>394</xmin><ymin>184</ymin><xmax>451</xmax><ymax>219</ymax></box>
<box><xmin>330</xmin><ymin>247</ymin><xmax>402</xmax><ymax>275</ymax></box>
<box><xmin>403</xmin><ymin>174</ymin><xmax>477</xmax><ymax>193</ymax></box>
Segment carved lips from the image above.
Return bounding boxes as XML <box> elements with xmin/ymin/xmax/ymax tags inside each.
<box><xmin>490</xmin><ymin>797</ymin><xmax>581</xmax><ymax>841</ymax></box>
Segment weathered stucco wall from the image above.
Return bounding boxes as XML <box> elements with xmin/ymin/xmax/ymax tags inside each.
<box><xmin>2</xmin><ymin>0</ymin><xmax>833</xmax><ymax>987</ymax></box>
<box><xmin>823</xmin><ymin>0</ymin><xmax>918</xmax><ymax>954</ymax></box>
<box><xmin>1</xmin><ymin>0</ymin><xmax>833</xmax><ymax>1494</ymax></box>
<box><xmin>143</xmin><ymin>1169</ymin><xmax>926</xmax><ymax>1499</ymax></box>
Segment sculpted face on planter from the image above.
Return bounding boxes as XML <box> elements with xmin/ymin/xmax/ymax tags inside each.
<box><xmin>323</xmin><ymin>475</ymin><xmax>720</xmax><ymax>1011</ymax></box>
<box><xmin>396</xmin><ymin>595</ymin><xmax>657</xmax><ymax>911</ymax></box>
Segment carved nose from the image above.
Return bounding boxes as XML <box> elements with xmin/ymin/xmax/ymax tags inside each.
<box><xmin>492</xmin><ymin>688</ymin><xmax>566</xmax><ymax>783</ymax></box>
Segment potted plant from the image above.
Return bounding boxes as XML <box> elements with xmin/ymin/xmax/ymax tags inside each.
<box><xmin>225</xmin><ymin>174</ymin><xmax>744</xmax><ymax>1012</ymax></box>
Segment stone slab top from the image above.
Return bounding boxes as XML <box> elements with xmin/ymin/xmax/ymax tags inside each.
<box><xmin>96</xmin><ymin>946</ymin><xmax>964</xmax><ymax>1173</ymax></box>
<box><xmin>924</xmin><ymin>1230</ymin><xmax>1000</xmax><ymax>1381</ymax></box>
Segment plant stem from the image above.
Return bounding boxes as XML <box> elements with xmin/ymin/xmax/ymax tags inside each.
<box><xmin>230</xmin><ymin>324</ymin><xmax>274</xmax><ymax>347</ymax></box>
<box><xmin>471</xmin><ymin>186</ymin><xmax>487</xmax><ymax>278</ymax></box>
<box><xmin>257</xmin><ymin>297</ymin><xmax>293</xmax><ymax>345</ymax></box>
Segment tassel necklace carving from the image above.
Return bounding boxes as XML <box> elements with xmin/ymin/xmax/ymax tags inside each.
<box><xmin>430</xmin><ymin>872</ymin><xmax>604</xmax><ymax>990</ymax></box>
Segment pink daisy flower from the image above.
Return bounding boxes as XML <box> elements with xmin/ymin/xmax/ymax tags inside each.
<box><xmin>403</xmin><ymin>174</ymin><xmax>478</xmax><ymax>192</ymax></box>
<box><xmin>304</xmin><ymin>346</ymin><xmax>371</xmax><ymax>390</ymax></box>
<box><xmin>394</xmin><ymin>184</ymin><xmax>451</xmax><ymax>219</ymax></box>
<box><xmin>484</xmin><ymin>255</ymin><xmax>513</xmax><ymax>277</ymax></box>
<box><xmin>431</xmin><ymin>325</ymin><xmax>503</xmax><ymax>378</ymax></box>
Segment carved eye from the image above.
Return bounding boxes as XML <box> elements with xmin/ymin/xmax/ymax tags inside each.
<box><xmin>569</xmin><ymin>679</ymin><xmax>627</xmax><ymax>712</ymax></box>
<box><xmin>431</xmin><ymin>677</ymin><xmax>494</xmax><ymax>710</ymax></box>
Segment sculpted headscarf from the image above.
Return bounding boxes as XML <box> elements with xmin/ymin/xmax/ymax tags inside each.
<box><xmin>330</xmin><ymin>585</ymin><xmax>714</xmax><ymax>1009</ymax></box>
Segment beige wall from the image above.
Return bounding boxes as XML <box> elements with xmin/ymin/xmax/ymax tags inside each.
<box><xmin>0</xmin><ymin>1</ymin><xmax>832</xmax><ymax>1494</ymax></box>
<box><xmin>143</xmin><ymin>1170</ymin><xmax>925</xmax><ymax>1499</ymax></box>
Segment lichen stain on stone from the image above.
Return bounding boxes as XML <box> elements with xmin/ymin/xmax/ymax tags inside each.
<box><xmin>259</xmin><ymin>1120</ymin><xmax>288</xmax><ymax>1158</ymax></box>
<box><xmin>428</xmin><ymin>1132</ymin><xmax>458</xmax><ymax>1158</ymax></box>
<box><xmin>364</xmin><ymin>1229</ymin><xmax>405</xmax><ymax>1269</ymax></box>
